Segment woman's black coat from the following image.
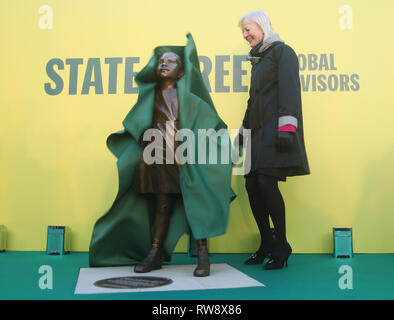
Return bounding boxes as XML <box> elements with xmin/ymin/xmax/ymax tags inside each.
<box><xmin>242</xmin><ymin>42</ymin><xmax>310</xmax><ymax>177</ymax></box>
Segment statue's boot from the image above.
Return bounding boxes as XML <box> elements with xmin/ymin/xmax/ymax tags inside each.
<box><xmin>134</xmin><ymin>237</ymin><xmax>163</xmax><ymax>273</ymax></box>
<box><xmin>193</xmin><ymin>239</ymin><xmax>210</xmax><ymax>277</ymax></box>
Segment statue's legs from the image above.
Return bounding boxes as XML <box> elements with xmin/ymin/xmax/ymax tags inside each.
<box><xmin>134</xmin><ymin>194</ymin><xmax>173</xmax><ymax>273</ymax></box>
<box><xmin>134</xmin><ymin>193</ymin><xmax>210</xmax><ymax>277</ymax></box>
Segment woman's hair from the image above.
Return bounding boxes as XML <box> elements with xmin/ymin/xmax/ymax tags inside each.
<box><xmin>239</xmin><ymin>10</ymin><xmax>275</xmax><ymax>41</ymax></box>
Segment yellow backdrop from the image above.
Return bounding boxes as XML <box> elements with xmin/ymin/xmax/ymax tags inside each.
<box><xmin>1</xmin><ymin>0</ymin><xmax>394</xmax><ymax>253</ymax></box>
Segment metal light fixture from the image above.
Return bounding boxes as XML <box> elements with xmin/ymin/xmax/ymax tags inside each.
<box><xmin>46</xmin><ymin>226</ymin><xmax>71</xmax><ymax>255</ymax></box>
<box><xmin>333</xmin><ymin>227</ymin><xmax>353</xmax><ymax>258</ymax></box>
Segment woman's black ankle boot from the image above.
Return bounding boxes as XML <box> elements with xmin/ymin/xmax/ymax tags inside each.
<box><xmin>244</xmin><ymin>238</ymin><xmax>274</xmax><ymax>265</ymax></box>
<box><xmin>263</xmin><ymin>242</ymin><xmax>292</xmax><ymax>270</ymax></box>
<box><xmin>244</xmin><ymin>250</ymin><xmax>271</xmax><ymax>265</ymax></box>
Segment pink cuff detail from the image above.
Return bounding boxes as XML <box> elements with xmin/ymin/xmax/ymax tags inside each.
<box><xmin>278</xmin><ymin>125</ymin><xmax>296</xmax><ymax>133</ymax></box>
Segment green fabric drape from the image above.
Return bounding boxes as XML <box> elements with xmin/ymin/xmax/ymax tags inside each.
<box><xmin>89</xmin><ymin>34</ymin><xmax>234</xmax><ymax>267</ymax></box>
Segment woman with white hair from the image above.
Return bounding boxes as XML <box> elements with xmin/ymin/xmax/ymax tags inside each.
<box><xmin>237</xmin><ymin>10</ymin><xmax>310</xmax><ymax>269</ymax></box>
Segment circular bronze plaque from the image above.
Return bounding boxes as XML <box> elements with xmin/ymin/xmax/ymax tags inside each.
<box><xmin>93</xmin><ymin>276</ymin><xmax>173</xmax><ymax>289</ymax></box>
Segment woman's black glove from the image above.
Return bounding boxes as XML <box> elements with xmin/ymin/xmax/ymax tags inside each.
<box><xmin>276</xmin><ymin>131</ymin><xmax>294</xmax><ymax>153</ymax></box>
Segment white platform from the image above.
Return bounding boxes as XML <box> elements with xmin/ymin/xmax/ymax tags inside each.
<box><xmin>74</xmin><ymin>264</ymin><xmax>265</xmax><ymax>294</ymax></box>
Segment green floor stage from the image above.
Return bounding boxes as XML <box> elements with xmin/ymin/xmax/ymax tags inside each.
<box><xmin>1</xmin><ymin>252</ymin><xmax>393</xmax><ymax>300</ymax></box>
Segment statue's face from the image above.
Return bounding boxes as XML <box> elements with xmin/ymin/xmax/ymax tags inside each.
<box><xmin>156</xmin><ymin>52</ymin><xmax>183</xmax><ymax>80</ymax></box>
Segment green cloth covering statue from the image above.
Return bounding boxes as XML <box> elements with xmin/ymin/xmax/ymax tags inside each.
<box><xmin>89</xmin><ymin>34</ymin><xmax>234</xmax><ymax>274</ymax></box>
